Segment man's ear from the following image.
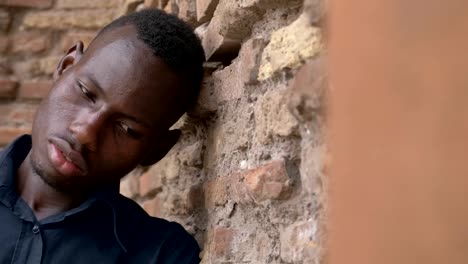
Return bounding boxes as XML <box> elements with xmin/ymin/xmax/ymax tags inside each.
<box><xmin>140</xmin><ymin>129</ymin><xmax>181</xmax><ymax>167</ymax></box>
<box><xmin>53</xmin><ymin>41</ymin><xmax>84</xmax><ymax>80</ymax></box>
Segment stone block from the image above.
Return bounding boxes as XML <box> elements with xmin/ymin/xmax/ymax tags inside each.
<box><xmin>23</xmin><ymin>10</ymin><xmax>115</xmax><ymax>30</ymax></box>
<box><xmin>10</xmin><ymin>32</ymin><xmax>49</xmax><ymax>54</ymax></box>
<box><xmin>258</xmin><ymin>13</ymin><xmax>322</xmax><ymax>81</ymax></box>
<box><xmin>0</xmin><ymin>78</ymin><xmax>17</xmax><ymax>99</ymax></box>
<box><xmin>0</xmin><ymin>10</ymin><xmax>10</xmax><ymax>32</ymax></box>
<box><xmin>241</xmin><ymin>159</ymin><xmax>292</xmax><ymax>203</ymax></box>
<box><xmin>61</xmin><ymin>32</ymin><xmax>96</xmax><ymax>52</ymax></box>
<box><xmin>17</xmin><ymin>79</ymin><xmax>52</xmax><ymax>100</ymax></box>
<box><xmin>57</xmin><ymin>0</ymin><xmax>120</xmax><ymax>9</ymax></box>
<box><xmin>1</xmin><ymin>0</ymin><xmax>53</xmax><ymax>8</ymax></box>
<box><xmin>196</xmin><ymin>0</ymin><xmax>219</xmax><ymax>23</ymax></box>
<box><xmin>255</xmin><ymin>89</ymin><xmax>299</xmax><ymax>144</ymax></box>
<box><xmin>280</xmin><ymin>220</ymin><xmax>318</xmax><ymax>263</ymax></box>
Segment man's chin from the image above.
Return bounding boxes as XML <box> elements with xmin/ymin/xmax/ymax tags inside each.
<box><xmin>31</xmin><ymin>156</ymin><xmax>92</xmax><ymax>194</ymax></box>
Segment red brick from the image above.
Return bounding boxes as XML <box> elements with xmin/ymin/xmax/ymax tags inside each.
<box><xmin>61</xmin><ymin>32</ymin><xmax>96</xmax><ymax>52</ymax></box>
<box><xmin>10</xmin><ymin>32</ymin><xmax>49</xmax><ymax>54</ymax></box>
<box><xmin>196</xmin><ymin>0</ymin><xmax>219</xmax><ymax>23</ymax></box>
<box><xmin>203</xmin><ymin>177</ymin><xmax>228</xmax><ymax>210</ymax></box>
<box><xmin>210</xmin><ymin>227</ymin><xmax>235</xmax><ymax>259</ymax></box>
<box><xmin>18</xmin><ymin>80</ymin><xmax>52</xmax><ymax>100</ymax></box>
<box><xmin>0</xmin><ymin>126</ymin><xmax>31</xmax><ymax>146</ymax></box>
<box><xmin>241</xmin><ymin>159</ymin><xmax>292</xmax><ymax>203</ymax></box>
<box><xmin>0</xmin><ymin>78</ymin><xmax>17</xmax><ymax>99</ymax></box>
<box><xmin>1</xmin><ymin>0</ymin><xmax>53</xmax><ymax>8</ymax></box>
<box><xmin>142</xmin><ymin>196</ymin><xmax>163</xmax><ymax>217</ymax></box>
<box><xmin>139</xmin><ymin>168</ymin><xmax>163</xmax><ymax>197</ymax></box>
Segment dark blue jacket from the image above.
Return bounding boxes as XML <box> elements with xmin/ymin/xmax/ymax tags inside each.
<box><xmin>0</xmin><ymin>135</ymin><xmax>200</xmax><ymax>264</ymax></box>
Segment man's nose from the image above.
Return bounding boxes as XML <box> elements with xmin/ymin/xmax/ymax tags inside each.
<box><xmin>69</xmin><ymin>110</ymin><xmax>105</xmax><ymax>152</ymax></box>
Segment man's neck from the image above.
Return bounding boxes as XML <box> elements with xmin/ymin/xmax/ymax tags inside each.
<box><xmin>16</xmin><ymin>152</ymin><xmax>85</xmax><ymax>221</ymax></box>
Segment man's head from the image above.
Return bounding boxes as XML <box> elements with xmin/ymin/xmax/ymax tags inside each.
<box><xmin>29</xmin><ymin>9</ymin><xmax>205</xmax><ymax>194</ymax></box>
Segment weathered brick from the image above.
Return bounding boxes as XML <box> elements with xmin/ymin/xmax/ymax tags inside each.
<box><xmin>258</xmin><ymin>13</ymin><xmax>322</xmax><ymax>81</ymax></box>
<box><xmin>144</xmin><ymin>0</ymin><xmax>168</xmax><ymax>8</ymax></box>
<box><xmin>0</xmin><ymin>58</ymin><xmax>11</xmax><ymax>75</ymax></box>
<box><xmin>120</xmin><ymin>174</ymin><xmax>139</xmax><ymax>198</ymax></box>
<box><xmin>57</xmin><ymin>0</ymin><xmax>120</xmax><ymax>9</ymax></box>
<box><xmin>119</xmin><ymin>0</ymin><xmax>144</xmax><ymax>16</ymax></box>
<box><xmin>12</xmin><ymin>59</ymin><xmax>40</xmax><ymax>79</ymax></box>
<box><xmin>255</xmin><ymin>89</ymin><xmax>299</xmax><ymax>144</ymax></box>
<box><xmin>185</xmin><ymin>184</ymin><xmax>204</xmax><ymax>212</ymax></box>
<box><xmin>177</xmin><ymin>0</ymin><xmax>197</xmax><ymax>25</ymax></box>
<box><xmin>38</xmin><ymin>56</ymin><xmax>61</xmax><ymax>75</ymax></box>
<box><xmin>209</xmin><ymin>38</ymin><xmax>264</xmax><ymax>102</ymax></box>
<box><xmin>205</xmin><ymin>227</ymin><xmax>236</xmax><ymax>260</ymax></box>
<box><xmin>290</xmin><ymin>55</ymin><xmax>327</xmax><ymax>110</ymax></box>
<box><xmin>10</xmin><ymin>32</ymin><xmax>49</xmax><ymax>54</ymax></box>
<box><xmin>17</xmin><ymin>80</ymin><xmax>52</xmax><ymax>100</ymax></box>
<box><xmin>0</xmin><ymin>78</ymin><xmax>17</xmax><ymax>99</ymax></box>
<box><xmin>138</xmin><ymin>168</ymin><xmax>163</xmax><ymax>197</ymax></box>
<box><xmin>201</xmin><ymin>27</ymin><xmax>240</xmax><ymax>61</ymax></box>
<box><xmin>61</xmin><ymin>32</ymin><xmax>96</xmax><ymax>52</ymax></box>
<box><xmin>203</xmin><ymin>177</ymin><xmax>228</xmax><ymax>210</ymax></box>
<box><xmin>142</xmin><ymin>196</ymin><xmax>163</xmax><ymax>217</ymax></box>
<box><xmin>1</xmin><ymin>0</ymin><xmax>53</xmax><ymax>8</ymax></box>
<box><xmin>280</xmin><ymin>220</ymin><xmax>318</xmax><ymax>263</ymax></box>
<box><xmin>0</xmin><ymin>35</ymin><xmax>7</xmax><ymax>53</ymax></box>
<box><xmin>163</xmin><ymin>0</ymin><xmax>177</xmax><ymax>14</ymax></box>
<box><xmin>304</xmin><ymin>0</ymin><xmax>325</xmax><ymax>24</ymax></box>
<box><xmin>2</xmin><ymin>103</ymin><xmax>38</xmax><ymax>124</ymax></box>
<box><xmin>0</xmin><ymin>126</ymin><xmax>31</xmax><ymax>146</ymax></box>
<box><xmin>0</xmin><ymin>10</ymin><xmax>10</xmax><ymax>32</ymax></box>
<box><xmin>23</xmin><ymin>10</ymin><xmax>115</xmax><ymax>30</ymax></box>
<box><xmin>196</xmin><ymin>0</ymin><xmax>219</xmax><ymax>23</ymax></box>
<box><xmin>241</xmin><ymin>159</ymin><xmax>292</xmax><ymax>203</ymax></box>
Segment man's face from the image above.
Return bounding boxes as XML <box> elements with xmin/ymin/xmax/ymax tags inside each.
<box><xmin>30</xmin><ymin>25</ymin><xmax>182</xmax><ymax>193</ymax></box>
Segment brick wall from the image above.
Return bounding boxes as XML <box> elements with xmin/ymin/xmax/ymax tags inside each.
<box><xmin>0</xmin><ymin>0</ymin><xmax>326</xmax><ymax>263</ymax></box>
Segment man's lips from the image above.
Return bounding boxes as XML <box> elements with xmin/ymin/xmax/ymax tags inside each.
<box><xmin>48</xmin><ymin>137</ymin><xmax>88</xmax><ymax>175</ymax></box>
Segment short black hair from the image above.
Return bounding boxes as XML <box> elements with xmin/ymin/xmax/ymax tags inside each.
<box><xmin>97</xmin><ymin>8</ymin><xmax>205</xmax><ymax>109</ymax></box>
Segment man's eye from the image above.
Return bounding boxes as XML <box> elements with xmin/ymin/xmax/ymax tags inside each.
<box><xmin>118</xmin><ymin>122</ymin><xmax>140</xmax><ymax>139</ymax></box>
<box><xmin>78</xmin><ymin>81</ymin><xmax>95</xmax><ymax>102</ymax></box>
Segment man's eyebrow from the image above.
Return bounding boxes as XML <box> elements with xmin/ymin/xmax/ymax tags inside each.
<box><xmin>86</xmin><ymin>75</ymin><xmax>151</xmax><ymax>129</ymax></box>
<box><xmin>87</xmin><ymin>75</ymin><xmax>105</xmax><ymax>95</ymax></box>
